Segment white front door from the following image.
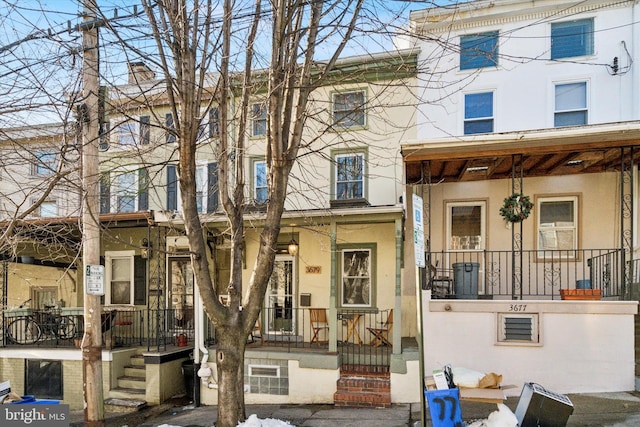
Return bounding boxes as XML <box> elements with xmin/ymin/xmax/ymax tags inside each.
<box><xmin>264</xmin><ymin>254</ymin><xmax>296</xmax><ymax>335</ymax></box>
<box><xmin>446</xmin><ymin>201</ymin><xmax>486</xmax><ymax>294</ymax></box>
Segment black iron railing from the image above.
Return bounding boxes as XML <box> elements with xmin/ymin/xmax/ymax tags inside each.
<box><xmin>426</xmin><ymin>248</ymin><xmax>624</xmax><ymax>299</ymax></box>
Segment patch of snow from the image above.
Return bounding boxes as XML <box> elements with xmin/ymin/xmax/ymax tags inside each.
<box><xmin>237</xmin><ymin>413</ymin><xmax>295</xmax><ymax>426</ymax></box>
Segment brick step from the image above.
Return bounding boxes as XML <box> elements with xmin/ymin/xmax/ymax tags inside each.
<box><xmin>334</xmin><ymin>390</ymin><xmax>391</xmax><ymax>408</ymax></box>
<box><xmin>336</xmin><ymin>376</ymin><xmax>391</xmax><ymax>394</ymax></box>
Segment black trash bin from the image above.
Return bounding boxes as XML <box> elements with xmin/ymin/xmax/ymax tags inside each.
<box><xmin>182</xmin><ymin>359</ymin><xmax>200</xmax><ymax>404</ymax></box>
<box><xmin>453</xmin><ymin>262</ymin><xmax>479</xmax><ymax>299</ymax></box>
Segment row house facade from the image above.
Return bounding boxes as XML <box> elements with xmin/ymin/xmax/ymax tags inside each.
<box><xmin>404</xmin><ymin>0</ymin><xmax>639</xmax><ymax>395</ymax></box>
<box><xmin>0</xmin><ymin>50</ymin><xmax>424</xmax><ymax>408</ymax></box>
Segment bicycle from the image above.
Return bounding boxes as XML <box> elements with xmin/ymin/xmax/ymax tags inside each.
<box><xmin>4</xmin><ymin>299</ymin><xmax>77</xmax><ymax>344</ymax></box>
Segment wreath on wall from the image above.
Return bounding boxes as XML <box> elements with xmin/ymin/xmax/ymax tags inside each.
<box><xmin>499</xmin><ymin>193</ymin><xmax>533</xmax><ymax>223</ymax></box>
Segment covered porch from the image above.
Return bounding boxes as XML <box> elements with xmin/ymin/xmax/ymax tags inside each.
<box><xmin>402</xmin><ymin>121</ymin><xmax>640</xmax><ymax>302</ymax></box>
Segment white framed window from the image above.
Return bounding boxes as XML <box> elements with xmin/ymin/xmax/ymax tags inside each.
<box><xmin>551</xmin><ymin>19</ymin><xmax>594</xmax><ymax>60</ymax></box>
<box><xmin>332</xmin><ymin>90</ymin><xmax>366</xmax><ymax>128</ymax></box>
<box><xmin>446</xmin><ymin>201</ymin><xmax>486</xmax><ymax>251</ymax></box>
<box><xmin>464</xmin><ymin>92</ymin><xmax>494</xmax><ymax>135</ymax></box>
<box><xmin>341</xmin><ymin>248</ymin><xmax>372</xmax><ymax>308</ymax></box>
<box><xmin>251</xmin><ymin>102</ymin><xmax>267</xmax><ymax>137</ymax></box>
<box><xmin>554</xmin><ymin>82</ymin><xmax>587</xmax><ymax>127</ymax></box>
<box><xmin>460</xmin><ymin>31</ymin><xmax>499</xmax><ymax>70</ymax></box>
<box><xmin>114</xmin><ymin>170</ymin><xmax>138</xmax><ymax>213</ymax></box>
<box><xmin>105</xmin><ymin>251</ymin><xmax>135</xmax><ymax>305</ymax></box>
<box><xmin>537</xmin><ymin>195</ymin><xmax>578</xmax><ymax>255</ymax></box>
<box><xmin>334</xmin><ymin>152</ymin><xmax>365</xmax><ymax>200</ymax></box>
<box><xmin>497</xmin><ymin>313</ymin><xmax>540</xmax><ymax>344</ymax></box>
<box><xmin>116</xmin><ymin>120</ymin><xmax>138</xmax><ymax>146</ymax></box>
<box><xmin>253</xmin><ymin>160</ymin><xmax>267</xmax><ymax>203</ymax></box>
<box><xmin>32</xmin><ymin>151</ymin><xmax>57</xmax><ymax>176</ymax></box>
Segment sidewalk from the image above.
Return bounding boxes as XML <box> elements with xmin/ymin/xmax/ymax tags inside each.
<box><xmin>70</xmin><ymin>391</ymin><xmax>640</xmax><ymax>426</ymax></box>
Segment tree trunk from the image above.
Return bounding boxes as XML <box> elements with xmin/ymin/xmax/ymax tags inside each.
<box><xmin>215</xmin><ymin>326</ymin><xmax>248</xmax><ymax>427</ymax></box>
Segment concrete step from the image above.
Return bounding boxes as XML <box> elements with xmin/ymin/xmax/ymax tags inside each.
<box><xmin>104</xmin><ymin>397</ymin><xmax>147</xmax><ymax>414</ymax></box>
<box><xmin>124</xmin><ymin>365</ymin><xmax>146</xmax><ymax>378</ymax></box>
<box><xmin>117</xmin><ymin>376</ymin><xmax>146</xmax><ymax>390</ymax></box>
<box><xmin>130</xmin><ymin>354</ymin><xmax>145</xmax><ymax>366</ymax></box>
<box><xmin>108</xmin><ymin>387</ymin><xmax>146</xmax><ymax>400</ymax></box>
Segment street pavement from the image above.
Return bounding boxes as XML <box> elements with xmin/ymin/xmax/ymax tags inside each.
<box><xmin>70</xmin><ymin>390</ymin><xmax>640</xmax><ymax>426</ymax></box>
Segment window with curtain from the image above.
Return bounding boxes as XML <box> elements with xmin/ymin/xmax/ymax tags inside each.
<box><xmin>333</xmin><ymin>90</ymin><xmax>366</xmax><ymax>128</ymax></box>
<box><xmin>537</xmin><ymin>196</ymin><xmax>578</xmax><ymax>255</ymax></box>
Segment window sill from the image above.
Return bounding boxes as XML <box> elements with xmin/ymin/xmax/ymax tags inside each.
<box><xmin>330</xmin><ymin>198</ymin><xmax>370</xmax><ymax>209</ymax></box>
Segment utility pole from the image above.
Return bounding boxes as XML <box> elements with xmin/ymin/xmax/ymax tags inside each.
<box><xmin>81</xmin><ymin>0</ymin><xmax>105</xmax><ymax>425</ymax></box>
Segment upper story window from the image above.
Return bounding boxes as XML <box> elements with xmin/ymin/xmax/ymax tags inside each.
<box><xmin>39</xmin><ymin>200</ymin><xmax>57</xmax><ymax>218</ymax></box>
<box><xmin>551</xmin><ymin>19</ymin><xmax>594</xmax><ymax>59</ymax></box>
<box><xmin>253</xmin><ymin>160</ymin><xmax>267</xmax><ymax>204</ymax></box>
<box><xmin>460</xmin><ymin>31</ymin><xmax>499</xmax><ymax>70</ymax></box>
<box><xmin>537</xmin><ymin>195</ymin><xmax>579</xmax><ymax>257</ymax></box>
<box><xmin>464</xmin><ymin>92</ymin><xmax>494</xmax><ymax>135</ymax></box>
<box><xmin>332</xmin><ymin>90</ymin><xmax>366</xmax><ymax>128</ymax></box>
<box><xmin>252</xmin><ymin>103</ymin><xmax>267</xmax><ymax>137</ymax></box>
<box><xmin>166</xmin><ymin>163</ymin><xmax>218</xmax><ymax>213</ymax></box>
<box><xmin>335</xmin><ymin>151</ymin><xmax>365</xmax><ymax>200</ymax></box>
<box><xmin>100</xmin><ymin>168</ymin><xmax>149</xmax><ymax>214</ymax></box>
<box><xmin>114</xmin><ymin>115</ymin><xmax>150</xmax><ymax>147</ymax></box>
<box><xmin>554</xmin><ymin>82</ymin><xmax>587</xmax><ymax>127</ymax></box>
<box><xmin>32</xmin><ymin>151</ymin><xmax>57</xmax><ymax>176</ymax></box>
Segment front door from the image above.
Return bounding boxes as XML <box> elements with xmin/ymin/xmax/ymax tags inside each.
<box><xmin>168</xmin><ymin>257</ymin><xmax>195</xmax><ymax>329</ymax></box>
<box><xmin>264</xmin><ymin>254</ymin><xmax>296</xmax><ymax>335</ymax></box>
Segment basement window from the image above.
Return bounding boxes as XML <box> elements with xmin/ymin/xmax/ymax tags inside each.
<box><xmin>497</xmin><ymin>313</ymin><xmax>539</xmax><ymax>344</ymax></box>
<box><xmin>248</xmin><ymin>365</ymin><xmax>280</xmax><ymax>378</ymax></box>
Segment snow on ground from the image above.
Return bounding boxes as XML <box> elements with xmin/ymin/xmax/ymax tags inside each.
<box><xmin>157</xmin><ymin>414</ymin><xmax>295</xmax><ymax>427</ymax></box>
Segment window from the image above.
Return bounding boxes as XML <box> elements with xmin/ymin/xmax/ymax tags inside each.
<box><xmin>446</xmin><ymin>201</ymin><xmax>485</xmax><ymax>251</ymax></box>
<box><xmin>335</xmin><ymin>152</ymin><xmax>365</xmax><ymax>200</ymax></box>
<box><xmin>460</xmin><ymin>31</ymin><xmax>499</xmax><ymax>70</ymax></box>
<box><xmin>464</xmin><ymin>92</ymin><xmax>493</xmax><ymax>134</ymax></box>
<box><xmin>333</xmin><ymin>90</ymin><xmax>366</xmax><ymax>128</ymax></box>
<box><xmin>116</xmin><ymin>120</ymin><xmax>137</xmax><ymax>146</ymax></box>
<box><xmin>32</xmin><ymin>151</ymin><xmax>56</xmax><ymax>176</ymax></box>
<box><xmin>105</xmin><ymin>251</ymin><xmax>146</xmax><ymax>305</ymax></box>
<box><xmin>551</xmin><ymin>19</ymin><xmax>593</xmax><ymax>59</ymax></box>
<box><xmin>39</xmin><ymin>200</ymin><xmax>57</xmax><ymax>217</ymax></box>
<box><xmin>537</xmin><ymin>196</ymin><xmax>578</xmax><ymax>254</ymax></box>
<box><xmin>166</xmin><ymin>163</ymin><xmax>218</xmax><ymax>213</ymax></box>
<box><xmin>341</xmin><ymin>248</ymin><xmax>373</xmax><ymax>307</ymax></box>
<box><xmin>26</xmin><ymin>360</ymin><xmax>62</xmax><ymax>399</ymax></box>
<box><xmin>166</xmin><ymin>113</ymin><xmax>176</xmax><ymax>143</ymax></box>
<box><xmin>100</xmin><ymin>169</ymin><xmax>148</xmax><ymax>214</ymax></box>
<box><xmin>555</xmin><ymin>82</ymin><xmax>587</xmax><ymax>127</ymax></box>
<box><xmin>497</xmin><ymin>313</ymin><xmax>539</xmax><ymax>344</ymax></box>
<box><xmin>253</xmin><ymin>160</ymin><xmax>267</xmax><ymax>203</ymax></box>
<box><xmin>252</xmin><ymin>103</ymin><xmax>267</xmax><ymax>137</ymax></box>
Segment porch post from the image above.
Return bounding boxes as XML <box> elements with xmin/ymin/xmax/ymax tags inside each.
<box><xmin>511</xmin><ymin>154</ymin><xmax>524</xmax><ymax>300</ymax></box>
<box><xmin>393</xmin><ymin>217</ymin><xmax>402</xmax><ymax>353</ymax></box>
<box><xmin>329</xmin><ymin>221</ymin><xmax>338</xmax><ymax>353</ymax></box>
<box><xmin>620</xmin><ymin>147</ymin><xmax>635</xmax><ymax>300</ymax></box>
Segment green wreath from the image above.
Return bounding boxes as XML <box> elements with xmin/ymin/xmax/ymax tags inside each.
<box><xmin>499</xmin><ymin>193</ymin><xmax>533</xmax><ymax>223</ymax></box>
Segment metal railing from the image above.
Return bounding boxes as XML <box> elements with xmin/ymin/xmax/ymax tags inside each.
<box><xmin>426</xmin><ymin>248</ymin><xmax>624</xmax><ymax>299</ymax></box>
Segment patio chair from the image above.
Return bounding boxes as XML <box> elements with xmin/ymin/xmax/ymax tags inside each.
<box><xmin>310</xmin><ymin>308</ymin><xmax>329</xmax><ymax>346</ymax></box>
<box><xmin>367</xmin><ymin>309</ymin><xmax>393</xmax><ymax>347</ymax></box>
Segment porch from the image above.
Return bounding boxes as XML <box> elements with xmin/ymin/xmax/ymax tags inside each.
<box><xmin>426</xmin><ymin>248</ymin><xmax>627</xmax><ymax>300</ymax></box>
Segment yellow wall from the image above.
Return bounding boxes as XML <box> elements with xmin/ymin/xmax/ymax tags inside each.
<box><xmin>5</xmin><ymin>263</ymin><xmax>79</xmax><ymax>309</ymax></box>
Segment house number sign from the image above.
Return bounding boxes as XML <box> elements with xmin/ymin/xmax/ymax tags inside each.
<box><xmin>305</xmin><ymin>266</ymin><xmax>321</xmax><ymax>274</ymax></box>
<box><xmin>85</xmin><ymin>264</ymin><xmax>105</xmax><ymax>296</ymax></box>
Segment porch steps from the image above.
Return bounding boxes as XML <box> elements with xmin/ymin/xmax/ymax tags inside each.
<box><xmin>334</xmin><ymin>366</ymin><xmax>391</xmax><ymax>408</ymax></box>
<box><xmin>108</xmin><ymin>352</ymin><xmax>147</xmax><ymax>401</ymax></box>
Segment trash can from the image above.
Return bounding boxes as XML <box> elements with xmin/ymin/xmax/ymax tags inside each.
<box><xmin>576</xmin><ymin>279</ymin><xmax>591</xmax><ymax>289</ymax></box>
<box><xmin>182</xmin><ymin>359</ymin><xmax>200</xmax><ymax>405</ymax></box>
<box><xmin>453</xmin><ymin>262</ymin><xmax>479</xmax><ymax>299</ymax></box>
